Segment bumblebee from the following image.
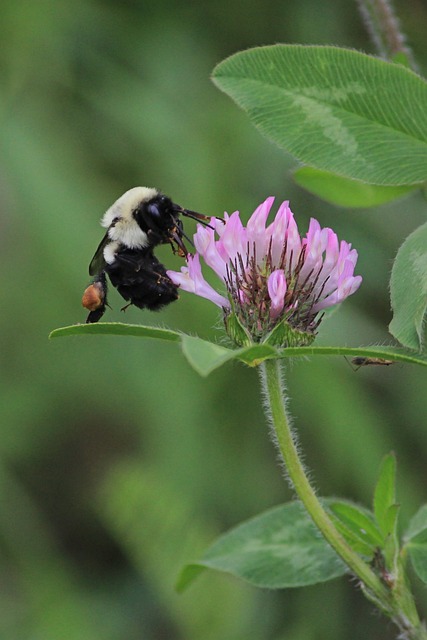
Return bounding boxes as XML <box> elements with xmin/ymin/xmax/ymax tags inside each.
<box><xmin>82</xmin><ymin>187</ymin><xmax>210</xmax><ymax>323</ymax></box>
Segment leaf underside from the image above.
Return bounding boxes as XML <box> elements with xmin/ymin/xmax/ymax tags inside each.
<box><xmin>212</xmin><ymin>45</ymin><xmax>427</xmax><ymax>186</ymax></box>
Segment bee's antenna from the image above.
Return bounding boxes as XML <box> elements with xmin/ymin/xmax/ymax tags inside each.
<box><xmin>177</xmin><ymin>207</ymin><xmax>221</xmax><ymax>230</ymax></box>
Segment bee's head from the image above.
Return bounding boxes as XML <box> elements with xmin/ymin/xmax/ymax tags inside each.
<box><xmin>101</xmin><ymin>187</ymin><xmax>159</xmax><ymax>229</ymax></box>
<box><xmin>134</xmin><ymin>193</ymin><xmax>176</xmax><ymax>233</ymax></box>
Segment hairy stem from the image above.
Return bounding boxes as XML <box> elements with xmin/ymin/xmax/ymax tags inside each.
<box><xmin>259</xmin><ymin>358</ymin><xmax>427</xmax><ymax>637</ymax></box>
<box><xmin>356</xmin><ymin>0</ymin><xmax>417</xmax><ymax>70</ymax></box>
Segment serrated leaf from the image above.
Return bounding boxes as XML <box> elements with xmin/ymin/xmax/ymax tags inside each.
<box><xmin>293</xmin><ymin>167</ymin><xmax>416</xmax><ymax>208</ymax></box>
<box><xmin>178</xmin><ymin>501</ymin><xmax>347</xmax><ymax>591</ymax></box>
<box><xmin>374</xmin><ymin>453</ymin><xmax>397</xmax><ymax>537</ymax></box>
<box><xmin>49</xmin><ymin>323</ymin><xmax>181</xmax><ymax>341</ymax></box>
<box><xmin>329</xmin><ymin>501</ymin><xmax>383</xmax><ymax>550</ymax></box>
<box><xmin>212</xmin><ymin>45</ymin><xmax>427</xmax><ymax>185</ymax></box>
<box><xmin>389</xmin><ymin>221</ymin><xmax>427</xmax><ymax>351</ymax></box>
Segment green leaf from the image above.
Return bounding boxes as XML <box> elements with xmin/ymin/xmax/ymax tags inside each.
<box><xmin>329</xmin><ymin>501</ymin><xmax>383</xmax><ymax>551</ymax></box>
<box><xmin>405</xmin><ymin>529</ymin><xmax>427</xmax><ymax>584</ymax></box>
<box><xmin>328</xmin><ymin>516</ymin><xmax>374</xmax><ymax>557</ymax></box>
<box><xmin>178</xmin><ymin>501</ymin><xmax>347</xmax><ymax>591</ymax></box>
<box><xmin>277</xmin><ymin>345</ymin><xmax>427</xmax><ymax>367</ymax></box>
<box><xmin>373</xmin><ymin>453</ymin><xmax>397</xmax><ymax>538</ymax></box>
<box><xmin>389</xmin><ymin>221</ymin><xmax>427</xmax><ymax>351</ymax></box>
<box><xmin>404</xmin><ymin>505</ymin><xmax>427</xmax><ymax>541</ymax></box>
<box><xmin>49</xmin><ymin>322</ymin><xmax>181</xmax><ymax>341</ymax></box>
<box><xmin>404</xmin><ymin>505</ymin><xmax>427</xmax><ymax>584</ymax></box>
<box><xmin>50</xmin><ymin>323</ymin><xmax>427</xmax><ymax>374</ymax></box>
<box><xmin>293</xmin><ymin>167</ymin><xmax>417</xmax><ymax>208</ymax></box>
<box><xmin>180</xmin><ymin>335</ymin><xmax>237</xmax><ymax>376</ymax></box>
<box><xmin>212</xmin><ymin>45</ymin><xmax>427</xmax><ymax>185</ymax></box>
<box><xmin>373</xmin><ymin>455</ymin><xmax>400</xmax><ymax>568</ymax></box>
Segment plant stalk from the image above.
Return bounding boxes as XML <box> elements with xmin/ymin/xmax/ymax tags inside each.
<box><xmin>356</xmin><ymin>0</ymin><xmax>417</xmax><ymax>71</ymax></box>
<box><xmin>259</xmin><ymin>358</ymin><xmax>427</xmax><ymax>638</ymax></box>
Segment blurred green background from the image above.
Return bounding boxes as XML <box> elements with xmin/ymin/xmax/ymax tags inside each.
<box><xmin>1</xmin><ymin>0</ymin><xmax>427</xmax><ymax>638</ymax></box>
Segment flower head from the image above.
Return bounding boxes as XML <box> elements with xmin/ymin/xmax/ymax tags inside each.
<box><xmin>167</xmin><ymin>198</ymin><xmax>362</xmax><ymax>347</ymax></box>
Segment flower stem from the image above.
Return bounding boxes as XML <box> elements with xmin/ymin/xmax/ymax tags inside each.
<box><xmin>259</xmin><ymin>358</ymin><xmax>427</xmax><ymax>637</ymax></box>
<box><xmin>356</xmin><ymin>0</ymin><xmax>418</xmax><ymax>71</ymax></box>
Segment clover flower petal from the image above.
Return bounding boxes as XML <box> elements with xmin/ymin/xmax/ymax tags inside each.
<box><xmin>167</xmin><ymin>198</ymin><xmax>362</xmax><ymax>347</ymax></box>
<box><xmin>267</xmin><ymin>270</ymin><xmax>287</xmax><ymax>319</ymax></box>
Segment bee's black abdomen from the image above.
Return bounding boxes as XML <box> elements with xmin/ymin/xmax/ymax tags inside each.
<box><xmin>106</xmin><ymin>248</ymin><xmax>179</xmax><ymax>311</ymax></box>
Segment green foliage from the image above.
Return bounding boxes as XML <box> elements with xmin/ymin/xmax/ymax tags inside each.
<box><xmin>404</xmin><ymin>506</ymin><xmax>427</xmax><ymax>584</ymax></box>
<box><xmin>329</xmin><ymin>501</ymin><xmax>383</xmax><ymax>554</ymax></box>
<box><xmin>51</xmin><ymin>325</ymin><xmax>427</xmax><ymax>375</ymax></box>
<box><xmin>212</xmin><ymin>45</ymin><xmax>427</xmax><ymax>186</ymax></box>
<box><xmin>293</xmin><ymin>168</ymin><xmax>417</xmax><ymax>208</ymax></box>
<box><xmin>178</xmin><ymin>501</ymin><xmax>347</xmax><ymax>590</ymax></box>
<box><xmin>374</xmin><ymin>453</ymin><xmax>397</xmax><ymax>538</ymax></box>
<box><xmin>390</xmin><ymin>221</ymin><xmax>427</xmax><ymax>351</ymax></box>
<box><xmin>50</xmin><ymin>323</ymin><xmax>182</xmax><ymax>341</ymax></box>
<box><xmin>373</xmin><ymin>454</ymin><xmax>400</xmax><ymax>569</ymax></box>
<box><xmin>97</xmin><ymin>460</ymin><xmax>259</xmax><ymax>640</ymax></box>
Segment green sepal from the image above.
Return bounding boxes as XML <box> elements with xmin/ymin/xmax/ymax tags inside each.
<box><xmin>262</xmin><ymin>318</ymin><xmax>316</xmax><ymax>348</ymax></box>
<box><xmin>224</xmin><ymin>312</ymin><xmax>254</xmax><ymax>347</ymax></box>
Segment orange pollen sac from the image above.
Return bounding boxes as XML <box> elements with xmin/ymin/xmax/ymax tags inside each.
<box><xmin>82</xmin><ymin>282</ymin><xmax>105</xmax><ymax>311</ymax></box>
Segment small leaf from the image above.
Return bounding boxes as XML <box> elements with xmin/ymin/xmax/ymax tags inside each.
<box><xmin>328</xmin><ymin>517</ymin><xmax>375</xmax><ymax>557</ymax></box>
<box><xmin>293</xmin><ymin>167</ymin><xmax>416</xmax><ymax>208</ymax></box>
<box><xmin>403</xmin><ymin>505</ymin><xmax>427</xmax><ymax>584</ymax></box>
<box><xmin>212</xmin><ymin>45</ymin><xmax>427</xmax><ymax>185</ymax></box>
<box><xmin>405</xmin><ymin>529</ymin><xmax>427</xmax><ymax>584</ymax></box>
<box><xmin>49</xmin><ymin>322</ymin><xmax>181</xmax><ymax>341</ymax></box>
<box><xmin>389</xmin><ymin>221</ymin><xmax>427</xmax><ymax>351</ymax></box>
<box><xmin>404</xmin><ymin>505</ymin><xmax>427</xmax><ymax>541</ymax></box>
<box><xmin>179</xmin><ymin>501</ymin><xmax>347</xmax><ymax>591</ymax></box>
<box><xmin>383</xmin><ymin>504</ymin><xmax>400</xmax><ymax>568</ymax></box>
<box><xmin>181</xmin><ymin>335</ymin><xmax>237</xmax><ymax>376</ymax></box>
<box><xmin>329</xmin><ymin>501</ymin><xmax>383</xmax><ymax>550</ymax></box>
<box><xmin>373</xmin><ymin>453</ymin><xmax>397</xmax><ymax>538</ymax></box>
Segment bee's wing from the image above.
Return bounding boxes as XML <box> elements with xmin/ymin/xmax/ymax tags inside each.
<box><xmin>89</xmin><ymin>232</ymin><xmax>110</xmax><ymax>275</ymax></box>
